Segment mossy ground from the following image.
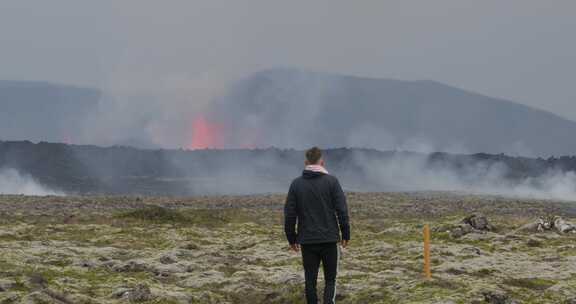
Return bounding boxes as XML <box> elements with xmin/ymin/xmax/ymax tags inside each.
<box><xmin>0</xmin><ymin>193</ymin><xmax>575</xmax><ymax>303</ymax></box>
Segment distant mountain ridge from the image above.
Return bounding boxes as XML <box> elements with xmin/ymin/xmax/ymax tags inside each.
<box><xmin>0</xmin><ymin>80</ymin><xmax>100</xmax><ymax>143</ymax></box>
<box><xmin>210</xmin><ymin>68</ymin><xmax>576</xmax><ymax>156</ymax></box>
<box><xmin>3</xmin><ymin>70</ymin><xmax>576</xmax><ymax>156</ymax></box>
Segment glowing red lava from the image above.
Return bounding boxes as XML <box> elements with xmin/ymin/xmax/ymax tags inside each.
<box><xmin>188</xmin><ymin>115</ymin><xmax>224</xmax><ymax>149</ymax></box>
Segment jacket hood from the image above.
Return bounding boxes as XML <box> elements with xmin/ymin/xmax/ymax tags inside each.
<box><xmin>302</xmin><ymin>170</ymin><xmax>326</xmax><ymax>179</ymax></box>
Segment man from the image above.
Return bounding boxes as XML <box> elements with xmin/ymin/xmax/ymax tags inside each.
<box><xmin>284</xmin><ymin>147</ymin><xmax>351</xmax><ymax>304</ymax></box>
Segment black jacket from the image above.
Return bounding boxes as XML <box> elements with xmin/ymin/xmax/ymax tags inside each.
<box><xmin>284</xmin><ymin>170</ymin><xmax>350</xmax><ymax>245</ymax></box>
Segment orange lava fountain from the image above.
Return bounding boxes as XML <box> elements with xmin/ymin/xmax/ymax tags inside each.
<box><xmin>188</xmin><ymin>115</ymin><xmax>224</xmax><ymax>149</ymax></box>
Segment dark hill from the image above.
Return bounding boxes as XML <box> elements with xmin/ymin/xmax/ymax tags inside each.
<box><xmin>1</xmin><ymin>141</ymin><xmax>576</xmax><ymax>198</ymax></box>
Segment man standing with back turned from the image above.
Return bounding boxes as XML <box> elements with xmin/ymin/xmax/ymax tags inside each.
<box><xmin>284</xmin><ymin>147</ymin><xmax>351</xmax><ymax>304</ymax></box>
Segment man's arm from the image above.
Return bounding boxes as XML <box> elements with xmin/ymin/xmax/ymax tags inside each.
<box><xmin>284</xmin><ymin>182</ymin><xmax>298</xmax><ymax>246</ymax></box>
<box><xmin>333</xmin><ymin>178</ymin><xmax>350</xmax><ymax>243</ymax></box>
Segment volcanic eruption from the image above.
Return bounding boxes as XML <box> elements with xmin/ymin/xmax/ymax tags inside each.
<box><xmin>188</xmin><ymin>115</ymin><xmax>224</xmax><ymax>150</ymax></box>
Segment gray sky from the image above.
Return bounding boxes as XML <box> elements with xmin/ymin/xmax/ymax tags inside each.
<box><xmin>1</xmin><ymin>1</ymin><xmax>576</xmax><ymax>120</ymax></box>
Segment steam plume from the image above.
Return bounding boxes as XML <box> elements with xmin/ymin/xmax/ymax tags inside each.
<box><xmin>0</xmin><ymin>168</ymin><xmax>62</xmax><ymax>196</ymax></box>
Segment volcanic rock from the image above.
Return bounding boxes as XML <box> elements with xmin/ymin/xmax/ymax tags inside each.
<box><xmin>463</xmin><ymin>214</ymin><xmax>493</xmax><ymax>231</ymax></box>
<box><xmin>0</xmin><ymin>279</ymin><xmax>17</xmax><ymax>292</ymax></box>
<box><xmin>125</xmin><ymin>284</ymin><xmax>153</xmax><ymax>302</ymax></box>
<box><xmin>482</xmin><ymin>291</ymin><xmax>517</xmax><ymax>304</ymax></box>
<box><xmin>159</xmin><ymin>253</ymin><xmax>177</xmax><ymax>264</ymax></box>
<box><xmin>111</xmin><ymin>260</ymin><xmax>150</xmax><ymax>273</ymax></box>
<box><xmin>517</xmin><ymin>216</ymin><xmax>576</xmax><ymax>234</ymax></box>
<box><xmin>450</xmin><ymin>214</ymin><xmax>493</xmax><ymax>238</ymax></box>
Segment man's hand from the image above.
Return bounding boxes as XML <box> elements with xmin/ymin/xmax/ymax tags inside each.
<box><xmin>340</xmin><ymin>240</ymin><xmax>349</xmax><ymax>249</ymax></box>
<box><xmin>289</xmin><ymin>243</ymin><xmax>300</xmax><ymax>252</ymax></box>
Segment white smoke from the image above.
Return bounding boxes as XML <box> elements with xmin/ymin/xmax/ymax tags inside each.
<box><xmin>0</xmin><ymin>168</ymin><xmax>62</xmax><ymax>196</ymax></box>
<box><xmin>350</xmin><ymin>151</ymin><xmax>576</xmax><ymax>201</ymax></box>
<box><xmin>503</xmin><ymin>171</ymin><xmax>576</xmax><ymax>201</ymax></box>
<box><xmin>76</xmin><ymin>70</ymin><xmax>233</xmax><ymax>149</ymax></box>
<box><xmin>3</xmin><ymin>67</ymin><xmax>575</xmax><ymax>200</ymax></box>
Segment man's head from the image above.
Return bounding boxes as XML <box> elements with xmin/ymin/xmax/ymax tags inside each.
<box><xmin>305</xmin><ymin>146</ymin><xmax>324</xmax><ymax>166</ymax></box>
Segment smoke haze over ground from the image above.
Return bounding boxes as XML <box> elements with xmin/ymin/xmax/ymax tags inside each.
<box><xmin>0</xmin><ymin>168</ymin><xmax>61</xmax><ymax>196</ymax></box>
<box><xmin>1</xmin><ymin>1</ymin><xmax>576</xmax><ymax>199</ymax></box>
<box><xmin>2</xmin><ymin>141</ymin><xmax>576</xmax><ymax>200</ymax></box>
<box><xmin>4</xmin><ymin>68</ymin><xmax>576</xmax><ymax>200</ymax></box>
<box><xmin>352</xmin><ymin>151</ymin><xmax>576</xmax><ymax>201</ymax></box>
<box><xmin>4</xmin><ymin>68</ymin><xmax>576</xmax><ymax>157</ymax></box>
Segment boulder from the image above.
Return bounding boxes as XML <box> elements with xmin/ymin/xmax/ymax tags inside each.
<box><xmin>27</xmin><ymin>274</ymin><xmax>47</xmax><ymax>289</ymax></box>
<box><xmin>450</xmin><ymin>214</ymin><xmax>493</xmax><ymax>238</ymax></box>
<box><xmin>482</xmin><ymin>291</ymin><xmax>516</xmax><ymax>304</ymax></box>
<box><xmin>111</xmin><ymin>287</ymin><xmax>131</xmax><ymax>299</ymax></box>
<box><xmin>553</xmin><ymin>217</ymin><xmax>576</xmax><ymax>234</ymax></box>
<box><xmin>159</xmin><ymin>254</ymin><xmax>177</xmax><ymax>265</ymax></box>
<box><xmin>0</xmin><ymin>279</ymin><xmax>17</xmax><ymax>292</ymax></box>
<box><xmin>463</xmin><ymin>214</ymin><xmax>493</xmax><ymax>231</ymax></box>
<box><xmin>125</xmin><ymin>284</ymin><xmax>153</xmax><ymax>302</ymax></box>
<box><xmin>460</xmin><ymin>246</ymin><xmax>482</xmax><ymax>256</ymax></box>
<box><xmin>516</xmin><ymin>216</ymin><xmax>576</xmax><ymax>234</ymax></box>
<box><xmin>450</xmin><ymin>225</ymin><xmax>473</xmax><ymax>238</ymax></box>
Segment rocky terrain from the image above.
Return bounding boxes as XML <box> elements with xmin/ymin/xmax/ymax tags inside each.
<box><xmin>0</xmin><ymin>192</ymin><xmax>575</xmax><ymax>303</ymax></box>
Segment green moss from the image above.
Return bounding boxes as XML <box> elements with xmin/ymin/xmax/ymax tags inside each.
<box><xmin>416</xmin><ymin>278</ymin><xmax>464</xmax><ymax>290</ymax></box>
<box><xmin>117</xmin><ymin>206</ymin><xmax>189</xmax><ymax>224</ymax></box>
<box><xmin>503</xmin><ymin>277</ymin><xmax>556</xmax><ymax>291</ymax></box>
<box><xmin>1</xmin><ymin>194</ymin><xmax>575</xmax><ymax>303</ymax></box>
<box><xmin>345</xmin><ymin>289</ymin><xmax>394</xmax><ymax>303</ymax></box>
<box><xmin>526</xmin><ymin>239</ymin><xmax>543</xmax><ymax>247</ymax></box>
<box><xmin>44</xmin><ymin>259</ymin><xmax>73</xmax><ymax>267</ymax></box>
<box><xmin>471</xmin><ymin>268</ymin><xmax>498</xmax><ymax>278</ymax></box>
<box><xmin>408</xmin><ymin>277</ymin><xmax>467</xmax><ymax>301</ymax></box>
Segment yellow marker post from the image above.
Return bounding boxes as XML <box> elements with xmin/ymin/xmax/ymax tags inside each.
<box><xmin>423</xmin><ymin>224</ymin><xmax>432</xmax><ymax>280</ymax></box>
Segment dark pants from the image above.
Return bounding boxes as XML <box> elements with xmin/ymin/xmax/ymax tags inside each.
<box><xmin>301</xmin><ymin>242</ymin><xmax>339</xmax><ymax>304</ymax></box>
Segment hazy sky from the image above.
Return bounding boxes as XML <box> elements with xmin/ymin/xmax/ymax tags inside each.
<box><xmin>1</xmin><ymin>1</ymin><xmax>575</xmax><ymax>119</ymax></box>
